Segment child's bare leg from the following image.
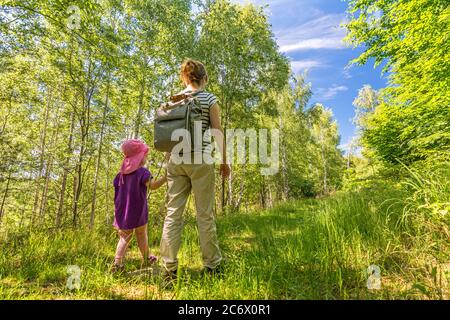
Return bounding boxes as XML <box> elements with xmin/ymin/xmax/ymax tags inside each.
<box><xmin>135</xmin><ymin>224</ymin><xmax>150</xmax><ymax>261</ymax></box>
<box><xmin>114</xmin><ymin>229</ymin><xmax>133</xmax><ymax>265</ymax></box>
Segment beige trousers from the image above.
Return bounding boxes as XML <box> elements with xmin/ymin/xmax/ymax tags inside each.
<box><xmin>160</xmin><ymin>158</ymin><xmax>222</xmax><ymax>271</ymax></box>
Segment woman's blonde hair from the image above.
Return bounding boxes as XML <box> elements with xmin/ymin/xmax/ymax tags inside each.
<box><xmin>180</xmin><ymin>59</ymin><xmax>208</xmax><ymax>86</ymax></box>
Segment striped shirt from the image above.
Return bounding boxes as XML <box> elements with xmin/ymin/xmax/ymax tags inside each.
<box><xmin>183</xmin><ymin>89</ymin><xmax>218</xmax><ymax>154</ymax></box>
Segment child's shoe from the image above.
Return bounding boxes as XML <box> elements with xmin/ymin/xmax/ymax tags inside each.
<box><xmin>141</xmin><ymin>255</ymin><xmax>158</xmax><ymax>269</ymax></box>
<box><xmin>162</xmin><ymin>268</ymin><xmax>177</xmax><ymax>283</ymax></box>
<box><xmin>110</xmin><ymin>263</ymin><xmax>125</xmax><ymax>274</ymax></box>
<box><xmin>148</xmin><ymin>255</ymin><xmax>158</xmax><ymax>265</ymax></box>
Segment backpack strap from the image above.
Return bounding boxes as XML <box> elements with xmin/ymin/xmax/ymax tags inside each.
<box><xmin>176</xmin><ymin>89</ymin><xmax>203</xmax><ymax>100</ymax></box>
<box><xmin>166</xmin><ymin>90</ymin><xmax>202</xmax><ymax>105</ymax></box>
<box><xmin>162</xmin><ymin>90</ymin><xmax>203</xmax><ymax>110</ymax></box>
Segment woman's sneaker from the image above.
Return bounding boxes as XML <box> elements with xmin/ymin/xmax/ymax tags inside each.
<box><xmin>203</xmin><ymin>264</ymin><xmax>223</xmax><ymax>277</ymax></box>
<box><xmin>162</xmin><ymin>269</ymin><xmax>177</xmax><ymax>282</ymax></box>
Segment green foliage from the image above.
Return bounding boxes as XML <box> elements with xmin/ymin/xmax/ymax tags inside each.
<box><xmin>1</xmin><ymin>168</ymin><xmax>448</xmax><ymax>299</ymax></box>
<box><xmin>254</xmin><ymin>75</ymin><xmax>344</xmax><ymax>200</ymax></box>
<box><xmin>306</xmin><ymin>103</ymin><xmax>345</xmax><ymax>195</ymax></box>
<box><xmin>0</xmin><ymin>0</ymin><xmax>344</xmax><ymax>229</ymax></box>
<box><xmin>345</xmin><ymin>0</ymin><xmax>450</xmax><ymax>164</ymax></box>
<box><xmin>1</xmin><ymin>0</ymin><xmax>448</xmax><ymax>301</ymax></box>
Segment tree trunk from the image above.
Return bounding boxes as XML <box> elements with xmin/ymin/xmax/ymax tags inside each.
<box><xmin>236</xmin><ymin>162</ymin><xmax>247</xmax><ymax>212</ymax></box>
<box><xmin>319</xmin><ymin>127</ymin><xmax>328</xmax><ymax>195</ymax></box>
<box><xmin>39</xmin><ymin>98</ymin><xmax>62</xmax><ymax>225</ymax></box>
<box><xmin>0</xmin><ymin>170</ymin><xmax>12</xmax><ymax>224</ymax></box>
<box><xmin>228</xmin><ymin>165</ymin><xmax>234</xmax><ymax>210</ymax></box>
<box><xmin>56</xmin><ymin>110</ymin><xmax>75</xmax><ymax>228</ymax></box>
<box><xmin>0</xmin><ymin>93</ymin><xmax>13</xmax><ymax>135</ymax></box>
<box><xmin>245</xmin><ymin>196</ymin><xmax>249</xmax><ymax>214</ymax></box>
<box><xmin>73</xmin><ymin>60</ymin><xmax>95</xmax><ymax>227</ymax></box>
<box><xmin>134</xmin><ymin>73</ymin><xmax>146</xmax><ymax>138</ymax></box>
<box><xmin>38</xmin><ymin>159</ymin><xmax>54</xmax><ymax>225</ymax></box>
<box><xmin>221</xmin><ymin>98</ymin><xmax>230</xmax><ymax>213</ymax></box>
<box><xmin>19</xmin><ymin>202</ymin><xmax>26</xmax><ymax>231</ymax></box>
<box><xmin>235</xmin><ymin>168</ymin><xmax>246</xmax><ymax>212</ymax></box>
<box><xmin>105</xmin><ymin>152</ymin><xmax>111</xmax><ymax>225</ymax></box>
<box><xmin>268</xmin><ymin>183</ymin><xmax>274</xmax><ymax>208</ymax></box>
<box><xmin>279</xmin><ymin>115</ymin><xmax>290</xmax><ymax>200</ymax></box>
<box><xmin>90</xmin><ymin>80</ymin><xmax>110</xmax><ymax>229</ymax></box>
<box><xmin>32</xmin><ymin>92</ymin><xmax>51</xmax><ymax>224</ymax></box>
<box><xmin>72</xmin><ymin>103</ymin><xmax>88</xmax><ymax>227</ymax></box>
<box><xmin>260</xmin><ymin>179</ymin><xmax>266</xmax><ymax>209</ymax></box>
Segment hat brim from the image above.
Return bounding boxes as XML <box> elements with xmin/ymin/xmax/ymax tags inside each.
<box><xmin>120</xmin><ymin>149</ymin><xmax>149</xmax><ymax>175</ymax></box>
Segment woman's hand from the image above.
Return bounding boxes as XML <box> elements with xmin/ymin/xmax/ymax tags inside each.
<box><xmin>220</xmin><ymin>164</ymin><xmax>231</xmax><ymax>178</ymax></box>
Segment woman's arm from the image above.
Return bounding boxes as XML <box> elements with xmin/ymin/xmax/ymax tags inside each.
<box><xmin>210</xmin><ymin>103</ymin><xmax>231</xmax><ymax>178</ymax></box>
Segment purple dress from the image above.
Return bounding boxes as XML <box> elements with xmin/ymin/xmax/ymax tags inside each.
<box><xmin>113</xmin><ymin>167</ymin><xmax>153</xmax><ymax>230</ymax></box>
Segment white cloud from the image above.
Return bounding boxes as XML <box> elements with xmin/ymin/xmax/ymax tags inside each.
<box><xmin>231</xmin><ymin>2</ymin><xmax>349</xmax><ymax>52</ymax></box>
<box><xmin>290</xmin><ymin>59</ymin><xmax>324</xmax><ymax>73</ymax></box>
<box><xmin>234</xmin><ymin>0</ymin><xmax>290</xmax><ymax>7</ymax></box>
<box><xmin>316</xmin><ymin>85</ymin><xmax>348</xmax><ymax>100</ymax></box>
<box><xmin>276</xmin><ymin>14</ymin><xmax>348</xmax><ymax>53</ymax></box>
<box><xmin>281</xmin><ymin>38</ymin><xmax>345</xmax><ymax>52</ymax></box>
<box><xmin>343</xmin><ymin>68</ymin><xmax>352</xmax><ymax>79</ymax></box>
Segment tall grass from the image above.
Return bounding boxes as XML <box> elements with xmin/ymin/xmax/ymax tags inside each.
<box><xmin>0</xmin><ymin>160</ymin><xmax>448</xmax><ymax>299</ymax></box>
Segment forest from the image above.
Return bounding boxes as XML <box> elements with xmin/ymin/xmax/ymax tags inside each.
<box><xmin>0</xmin><ymin>0</ymin><xmax>449</xmax><ymax>300</ymax></box>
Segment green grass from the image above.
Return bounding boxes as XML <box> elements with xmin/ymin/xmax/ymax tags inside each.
<box><xmin>0</xmin><ymin>172</ymin><xmax>449</xmax><ymax>299</ymax></box>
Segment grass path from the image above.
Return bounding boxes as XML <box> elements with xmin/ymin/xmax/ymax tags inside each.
<box><xmin>0</xmin><ymin>194</ymin><xmax>448</xmax><ymax>300</ymax></box>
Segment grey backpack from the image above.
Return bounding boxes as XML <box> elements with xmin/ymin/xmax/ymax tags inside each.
<box><xmin>154</xmin><ymin>91</ymin><xmax>203</xmax><ymax>153</ymax></box>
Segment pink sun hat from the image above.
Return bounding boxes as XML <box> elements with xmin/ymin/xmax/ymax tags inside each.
<box><xmin>119</xmin><ymin>139</ymin><xmax>149</xmax><ymax>175</ymax></box>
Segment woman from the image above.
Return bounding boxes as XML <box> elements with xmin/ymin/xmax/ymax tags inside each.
<box><xmin>160</xmin><ymin>59</ymin><xmax>231</xmax><ymax>278</ymax></box>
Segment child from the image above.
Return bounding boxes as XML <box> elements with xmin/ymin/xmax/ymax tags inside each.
<box><xmin>111</xmin><ymin>139</ymin><xmax>167</xmax><ymax>273</ymax></box>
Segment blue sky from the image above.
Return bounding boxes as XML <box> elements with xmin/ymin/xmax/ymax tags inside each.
<box><xmin>234</xmin><ymin>0</ymin><xmax>388</xmax><ymax>150</ymax></box>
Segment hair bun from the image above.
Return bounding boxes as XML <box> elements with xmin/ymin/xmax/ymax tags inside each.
<box><xmin>181</xmin><ymin>59</ymin><xmax>208</xmax><ymax>85</ymax></box>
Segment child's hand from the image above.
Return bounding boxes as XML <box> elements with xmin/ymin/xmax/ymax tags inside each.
<box><xmin>149</xmin><ymin>176</ymin><xmax>167</xmax><ymax>190</ymax></box>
